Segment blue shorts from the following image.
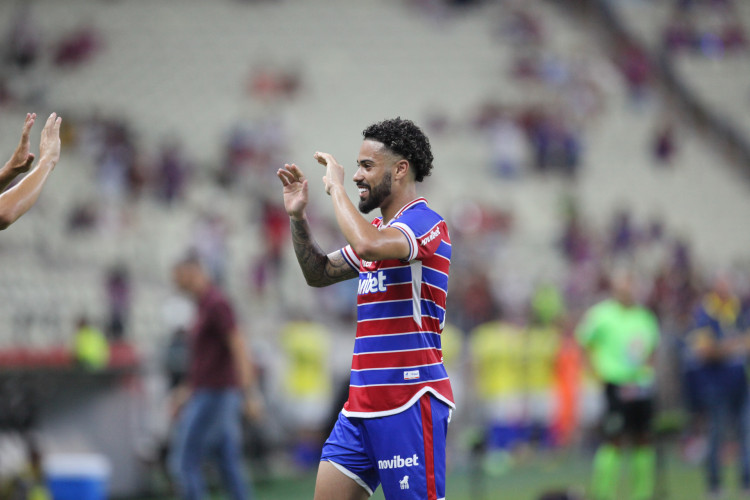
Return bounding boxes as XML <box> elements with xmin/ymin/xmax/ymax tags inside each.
<box><xmin>321</xmin><ymin>393</ymin><xmax>450</xmax><ymax>500</ymax></box>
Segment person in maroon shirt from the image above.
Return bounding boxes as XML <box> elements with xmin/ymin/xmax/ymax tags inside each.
<box><xmin>169</xmin><ymin>255</ymin><xmax>261</xmax><ymax>500</ymax></box>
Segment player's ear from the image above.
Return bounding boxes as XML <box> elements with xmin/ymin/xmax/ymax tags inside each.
<box><xmin>394</xmin><ymin>159</ymin><xmax>410</xmax><ymax>180</ymax></box>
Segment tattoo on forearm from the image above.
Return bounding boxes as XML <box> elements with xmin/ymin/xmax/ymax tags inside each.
<box><xmin>291</xmin><ymin>218</ymin><xmax>328</xmax><ymax>285</ymax></box>
<box><xmin>290</xmin><ymin>219</ymin><xmax>355</xmax><ymax>286</ymax></box>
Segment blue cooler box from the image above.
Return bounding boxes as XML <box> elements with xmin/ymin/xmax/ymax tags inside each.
<box><xmin>45</xmin><ymin>453</ymin><xmax>111</xmax><ymax>500</ymax></box>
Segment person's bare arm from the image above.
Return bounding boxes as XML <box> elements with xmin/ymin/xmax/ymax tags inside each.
<box><xmin>277</xmin><ymin>163</ymin><xmax>358</xmax><ymax>287</ymax></box>
<box><xmin>314</xmin><ymin>152</ymin><xmax>411</xmax><ymax>262</ymax></box>
<box><xmin>228</xmin><ymin>328</ymin><xmax>264</xmax><ymax>419</ymax></box>
<box><xmin>228</xmin><ymin>328</ymin><xmax>253</xmax><ymax>391</ymax></box>
<box><xmin>0</xmin><ymin>113</ymin><xmax>37</xmax><ymax>193</ymax></box>
<box><xmin>290</xmin><ymin>217</ymin><xmax>358</xmax><ymax>287</ymax></box>
<box><xmin>0</xmin><ymin>113</ymin><xmax>61</xmax><ymax>230</ymax></box>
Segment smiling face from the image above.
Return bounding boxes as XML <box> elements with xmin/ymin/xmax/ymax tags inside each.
<box><xmin>354</xmin><ymin>139</ymin><xmax>398</xmax><ymax>214</ymax></box>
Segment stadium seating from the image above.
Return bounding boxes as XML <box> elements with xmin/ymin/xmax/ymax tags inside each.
<box><xmin>0</xmin><ymin>0</ymin><xmax>747</xmax><ymax>397</ymax></box>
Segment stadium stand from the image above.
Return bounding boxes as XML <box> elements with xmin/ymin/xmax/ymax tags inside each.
<box><xmin>0</xmin><ymin>0</ymin><xmax>749</xmax><ymax>496</ymax></box>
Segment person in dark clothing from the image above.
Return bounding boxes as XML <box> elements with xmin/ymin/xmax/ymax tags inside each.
<box><xmin>168</xmin><ymin>255</ymin><xmax>261</xmax><ymax>500</ymax></box>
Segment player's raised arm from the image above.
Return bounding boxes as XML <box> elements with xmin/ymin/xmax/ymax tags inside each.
<box><xmin>0</xmin><ymin>113</ymin><xmax>37</xmax><ymax>193</ymax></box>
<box><xmin>0</xmin><ymin>113</ymin><xmax>62</xmax><ymax>230</ymax></box>
<box><xmin>315</xmin><ymin>150</ymin><xmax>412</xmax><ymax>262</ymax></box>
<box><xmin>277</xmin><ymin>163</ymin><xmax>358</xmax><ymax>287</ymax></box>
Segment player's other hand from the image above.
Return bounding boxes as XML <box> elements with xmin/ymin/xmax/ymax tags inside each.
<box><xmin>8</xmin><ymin>113</ymin><xmax>37</xmax><ymax>174</ymax></box>
<box><xmin>277</xmin><ymin>163</ymin><xmax>308</xmax><ymax>220</ymax></box>
<box><xmin>39</xmin><ymin>112</ymin><xmax>62</xmax><ymax>167</ymax></box>
<box><xmin>314</xmin><ymin>151</ymin><xmax>345</xmax><ymax>196</ymax></box>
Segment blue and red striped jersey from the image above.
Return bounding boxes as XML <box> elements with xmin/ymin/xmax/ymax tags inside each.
<box><xmin>339</xmin><ymin>198</ymin><xmax>455</xmax><ymax>417</ymax></box>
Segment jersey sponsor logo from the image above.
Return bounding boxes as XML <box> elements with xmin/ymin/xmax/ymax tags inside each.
<box><xmin>404</xmin><ymin>370</ymin><xmax>420</xmax><ymax>380</ymax></box>
<box><xmin>358</xmin><ymin>271</ymin><xmax>387</xmax><ymax>295</ymax></box>
<box><xmin>400</xmin><ymin>475</ymin><xmax>409</xmax><ymax>490</ymax></box>
<box><xmin>421</xmin><ymin>226</ymin><xmax>441</xmax><ymax>246</ymax></box>
<box><xmin>378</xmin><ymin>454</ymin><xmax>420</xmax><ymax>470</ymax></box>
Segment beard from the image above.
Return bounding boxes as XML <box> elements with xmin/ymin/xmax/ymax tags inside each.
<box><xmin>358</xmin><ymin>172</ymin><xmax>392</xmax><ymax>214</ymax></box>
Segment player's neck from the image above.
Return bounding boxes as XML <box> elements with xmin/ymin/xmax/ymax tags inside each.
<box><xmin>380</xmin><ymin>187</ymin><xmax>418</xmax><ymax>225</ymax></box>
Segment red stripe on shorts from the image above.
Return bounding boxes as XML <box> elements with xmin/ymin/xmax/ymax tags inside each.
<box><xmin>420</xmin><ymin>394</ymin><xmax>437</xmax><ymax>500</ymax></box>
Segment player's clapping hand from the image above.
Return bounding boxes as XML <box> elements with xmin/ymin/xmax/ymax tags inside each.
<box><xmin>8</xmin><ymin>113</ymin><xmax>37</xmax><ymax>174</ymax></box>
<box><xmin>39</xmin><ymin>112</ymin><xmax>62</xmax><ymax>167</ymax></box>
<box><xmin>277</xmin><ymin>163</ymin><xmax>309</xmax><ymax>220</ymax></box>
<box><xmin>314</xmin><ymin>151</ymin><xmax>345</xmax><ymax>196</ymax></box>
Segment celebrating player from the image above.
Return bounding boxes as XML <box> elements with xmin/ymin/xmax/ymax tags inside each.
<box><xmin>0</xmin><ymin>112</ymin><xmax>62</xmax><ymax>230</ymax></box>
<box><xmin>277</xmin><ymin>117</ymin><xmax>454</xmax><ymax>500</ymax></box>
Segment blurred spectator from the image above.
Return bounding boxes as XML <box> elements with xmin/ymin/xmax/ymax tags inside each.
<box><xmin>105</xmin><ymin>264</ymin><xmax>131</xmax><ymax>340</ymax></box>
<box><xmin>250</xmin><ymin>200</ymin><xmax>287</xmax><ymax>296</ymax></box>
<box><xmin>552</xmin><ymin>320</ymin><xmax>583</xmax><ymax>447</ymax></box>
<box><xmin>0</xmin><ymin>77</ymin><xmax>14</xmax><ymax>107</ymax></box>
<box><xmin>664</xmin><ymin>0</ymin><xmax>747</xmax><ymax>57</ymax></box>
<box><xmin>528</xmin><ymin>111</ymin><xmax>582</xmax><ymax>177</ymax></box>
<box><xmin>502</xmin><ymin>7</ymin><xmax>544</xmax><ymax>46</ymax></box>
<box><xmin>5</xmin><ymin>4</ymin><xmax>40</xmax><ymax>71</ymax></box>
<box><xmin>531</xmin><ymin>283</ymin><xmax>566</xmax><ymax>327</ymax></box>
<box><xmin>53</xmin><ymin>24</ymin><xmax>102</xmax><ymax>67</ymax></box>
<box><xmin>452</xmin><ymin>270</ymin><xmax>501</xmax><ymax>332</ymax></box>
<box><xmin>247</xmin><ymin>64</ymin><xmax>302</xmax><ymax>101</ymax></box>
<box><xmin>0</xmin><ymin>436</ymin><xmax>51</xmax><ymax>500</ymax></box>
<box><xmin>685</xmin><ymin>273</ymin><xmax>750</xmax><ymax>498</ymax></box>
<box><xmin>488</xmin><ymin>112</ymin><xmax>527</xmax><ymax>179</ymax></box>
<box><xmin>67</xmin><ymin>199</ymin><xmax>99</xmax><ymax>233</ymax></box>
<box><xmin>470</xmin><ymin>318</ymin><xmax>526</xmax><ymax>449</ymax></box>
<box><xmin>220</xmin><ymin>118</ymin><xmax>288</xmax><ymax>191</ymax></box>
<box><xmin>652</xmin><ymin>118</ymin><xmax>677</xmax><ymax>167</ymax></box>
<box><xmin>96</xmin><ymin>119</ymin><xmax>135</xmax><ymax>203</ymax></box>
<box><xmin>73</xmin><ymin>316</ymin><xmax>110</xmax><ymax>371</ymax></box>
<box><xmin>156</xmin><ymin>139</ymin><xmax>190</xmax><ymax>205</ymax></box>
<box><xmin>169</xmin><ymin>255</ymin><xmax>259</xmax><ymax>500</ymax></box>
<box><xmin>192</xmin><ymin>212</ymin><xmax>229</xmax><ymax>285</ymax></box>
<box><xmin>664</xmin><ymin>12</ymin><xmax>697</xmax><ymax>53</ymax></box>
<box><xmin>609</xmin><ymin>208</ymin><xmax>637</xmax><ymax>257</ymax></box>
<box><xmin>617</xmin><ymin>42</ymin><xmax>652</xmax><ymax>103</ymax></box>
<box><xmin>559</xmin><ymin>208</ymin><xmax>594</xmax><ymax>265</ymax></box>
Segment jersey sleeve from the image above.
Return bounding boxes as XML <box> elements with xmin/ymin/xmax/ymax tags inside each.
<box><xmin>389</xmin><ymin>222</ymin><xmax>419</xmax><ymax>261</ymax></box>
<box><xmin>390</xmin><ymin>209</ymin><xmax>447</xmax><ymax>262</ymax></box>
<box><xmin>339</xmin><ymin>245</ymin><xmax>361</xmax><ymax>271</ymax></box>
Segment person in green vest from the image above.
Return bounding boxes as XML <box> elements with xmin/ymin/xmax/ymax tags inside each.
<box><xmin>576</xmin><ymin>269</ymin><xmax>660</xmax><ymax>500</ymax></box>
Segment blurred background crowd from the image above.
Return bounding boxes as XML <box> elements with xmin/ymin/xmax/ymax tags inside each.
<box><xmin>0</xmin><ymin>0</ymin><xmax>749</xmax><ymax>498</ymax></box>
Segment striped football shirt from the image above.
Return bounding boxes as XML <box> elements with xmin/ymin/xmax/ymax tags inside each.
<box><xmin>339</xmin><ymin>198</ymin><xmax>455</xmax><ymax>418</ymax></box>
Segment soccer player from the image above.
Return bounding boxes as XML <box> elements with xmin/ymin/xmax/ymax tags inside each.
<box><xmin>277</xmin><ymin>118</ymin><xmax>454</xmax><ymax>500</ymax></box>
<box><xmin>0</xmin><ymin>112</ymin><xmax>62</xmax><ymax>230</ymax></box>
<box><xmin>576</xmin><ymin>270</ymin><xmax>660</xmax><ymax>500</ymax></box>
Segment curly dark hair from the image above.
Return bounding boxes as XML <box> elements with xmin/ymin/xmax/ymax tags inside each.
<box><xmin>362</xmin><ymin>117</ymin><xmax>434</xmax><ymax>182</ymax></box>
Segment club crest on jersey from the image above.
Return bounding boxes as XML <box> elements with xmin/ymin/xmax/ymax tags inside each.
<box><xmin>400</xmin><ymin>476</ymin><xmax>409</xmax><ymax>490</ymax></box>
<box><xmin>421</xmin><ymin>226</ymin><xmax>441</xmax><ymax>246</ymax></box>
<box><xmin>358</xmin><ymin>271</ymin><xmax>387</xmax><ymax>295</ymax></box>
